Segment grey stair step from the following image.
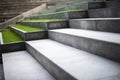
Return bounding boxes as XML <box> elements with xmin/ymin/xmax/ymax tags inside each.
<box><xmin>2</xmin><ymin>51</ymin><xmax>55</xmax><ymax>80</ymax></box>
<box><xmin>10</xmin><ymin>27</ymin><xmax>48</xmax><ymax>41</ymax></box>
<box><xmin>69</xmin><ymin>18</ymin><xmax>120</xmax><ymax>33</ymax></box>
<box><xmin>48</xmin><ymin>29</ymin><xmax>120</xmax><ymax>62</ymax></box>
<box><xmin>88</xmin><ymin>7</ymin><xmax>120</xmax><ymax>18</ymax></box>
<box><xmin>27</xmin><ymin>39</ymin><xmax>120</xmax><ymax>80</ymax></box>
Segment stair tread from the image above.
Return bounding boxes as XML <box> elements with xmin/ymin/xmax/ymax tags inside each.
<box><xmin>70</xmin><ymin>18</ymin><xmax>120</xmax><ymax>21</ymax></box>
<box><xmin>50</xmin><ymin>29</ymin><xmax>120</xmax><ymax>44</ymax></box>
<box><xmin>2</xmin><ymin>51</ymin><xmax>55</xmax><ymax>80</ymax></box>
<box><xmin>27</xmin><ymin>39</ymin><xmax>120</xmax><ymax>80</ymax></box>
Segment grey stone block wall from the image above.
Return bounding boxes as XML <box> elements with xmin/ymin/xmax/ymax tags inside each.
<box><xmin>88</xmin><ymin>7</ymin><xmax>120</xmax><ymax>18</ymax></box>
<box><xmin>21</xmin><ymin>20</ymin><xmax>69</xmax><ymax>30</ymax></box>
<box><xmin>1</xmin><ymin>42</ymin><xmax>26</xmax><ymax>53</ymax></box>
<box><xmin>26</xmin><ymin>43</ymin><xmax>77</xmax><ymax>80</ymax></box>
<box><xmin>106</xmin><ymin>0</ymin><xmax>120</xmax><ymax>8</ymax></box>
<box><xmin>69</xmin><ymin>19</ymin><xmax>120</xmax><ymax>33</ymax></box>
<box><xmin>49</xmin><ymin>31</ymin><xmax>120</xmax><ymax>62</ymax></box>
<box><xmin>25</xmin><ymin>31</ymin><xmax>48</xmax><ymax>41</ymax></box>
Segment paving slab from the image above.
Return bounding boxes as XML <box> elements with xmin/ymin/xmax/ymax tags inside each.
<box><xmin>2</xmin><ymin>51</ymin><xmax>55</xmax><ymax>80</ymax></box>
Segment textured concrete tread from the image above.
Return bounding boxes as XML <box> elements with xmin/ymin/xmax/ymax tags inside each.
<box><xmin>49</xmin><ymin>29</ymin><xmax>120</xmax><ymax>44</ymax></box>
<box><xmin>2</xmin><ymin>51</ymin><xmax>55</xmax><ymax>80</ymax></box>
<box><xmin>70</xmin><ymin>18</ymin><xmax>120</xmax><ymax>21</ymax></box>
<box><xmin>27</xmin><ymin>39</ymin><xmax>120</xmax><ymax>80</ymax></box>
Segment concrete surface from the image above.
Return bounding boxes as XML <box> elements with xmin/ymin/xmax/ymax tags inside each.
<box><xmin>88</xmin><ymin>7</ymin><xmax>120</xmax><ymax>18</ymax></box>
<box><xmin>48</xmin><ymin>29</ymin><xmax>120</xmax><ymax>62</ymax></box>
<box><xmin>69</xmin><ymin>18</ymin><xmax>120</xmax><ymax>33</ymax></box>
<box><xmin>27</xmin><ymin>39</ymin><xmax>120</xmax><ymax>80</ymax></box>
<box><xmin>2</xmin><ymin>51</ymin><xmax>55</xmax><ymax>80</ymax></box>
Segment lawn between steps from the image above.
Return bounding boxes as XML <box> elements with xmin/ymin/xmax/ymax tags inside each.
<box><xmin>2</xmin><ymin>29</ymin><xmax>23</xmax><ymax>44</ymax></box>
<box><xmin>13</xmin><ymin>24</ymin><xmax>44</xmax><ymax>32</ymax></box>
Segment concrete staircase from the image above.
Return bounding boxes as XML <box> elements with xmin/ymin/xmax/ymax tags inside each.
<box><xmin>0</xmin><ymin>0</ymin><xmax>66</xmax><ymax>23</ymax></box>
<box><xmin>0</xmin><ymin>0</ymin><xmax>120</xmax><ymax>80</ymax></box>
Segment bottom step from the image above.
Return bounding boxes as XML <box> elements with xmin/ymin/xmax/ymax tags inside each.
<box><xmin>2</xmin><ymin>51</ymin><xmax>55</xmax><ymax>80</ymax></box>
<box><xmin>27</xmin><ymin>39</ymin><xmax>120</xmax><ymax>80</ymax></box>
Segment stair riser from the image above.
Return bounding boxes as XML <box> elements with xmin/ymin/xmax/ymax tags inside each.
<box><xmin>34</xmin><ymin>11</ymin><xmax>88</xmax><ymax>19</ymax></box>
<box><xmin>26</xmin><ymin>44</ymin><xmax>77</xmax><ymax>80</ymax></box>
<box><xmin>57</xmin><ymin>2</ymin><xmax>106</xmax><ymax>12</ymax></box>
<box><xmin>69</xmin><ymin>20</ymin><xmax>120</xmax><ymax>33</ymax></box>
<box><xmin>89</xmin><ymin>8</ymin><xmax>120</xmax><ymax>18</ymax></box>
<box><xmin>10</xmin><ymin>27</ymin><xmax>48</xmax><ymax>41</ymax></box>
<box><xmin>0</xmin><ymin>42</ymin><xmax>26</xmax><ymax>53</ymax></box>
<box><xmin>49</xmin><ymin>31</ymin><xmax>120</xmax><ymax>62</ymax></box>
<box><xmin>21</xmin><ymin>21</ymin><xmax>69</xmax><ymax>30</ymax></box>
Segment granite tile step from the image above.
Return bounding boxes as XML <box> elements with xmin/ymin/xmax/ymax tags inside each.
<box><xmin>69</xmin><ymin>18</ymin><xmax>120</xmax><ymax>33</ymax></box>
<box><xmin>2</xmin><ymin>51</ymin><xmax>55</xmax><ymax>80</ymax></box>
<box><xmin>88</xmin><ymin>7</ymin><xmax>120</xmax><ymax>18</ymax></box>
<box><xmin>48</xmin><ymin>29</ymin><xmax>120</xmax><ymax>62</ymax></box>
<box><xmin>27</xmin><ymin>39</ymin><xmax>120</xmax><ymax>80</ymax></box>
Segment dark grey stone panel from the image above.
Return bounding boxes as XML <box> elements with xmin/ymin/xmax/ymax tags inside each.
<box><xmin>47</xmin><ymin>21</ymin><xmax>69</xmax><ymax>30</ymax></box>
<box><xmin>21</xmin><ymin>20</ymin><xmax>69</xmax><ymax>30</ymax></box>
<box><xmin>68</xmin><ymin>11</ymin><xmax>88</xmax><ymax>19</ymax></box>
<box><xmin>106</xmin><ymin>0</ymin><xmax>120</xmax><ymax>8</ymax></box>
<box><xmin>25</xmin><ymin>31</ymin><xmax>48</xmax><ymax>41</ymax></box>
<box><xmin>1</xmin><ymin>42</ymin><xmax>26</xmax><ymax>53</ymax></box>
<box><xmin>88</xmin><ymin>8</ymin><xmax>120</xmax><ymax>18</ymax></box>
<box><xmin>69</xmin><ymin>19</ymin><xmax>120</xmax><ymax>33</ymax></box>
<box><xmin>88</xmin><ymin>2</ymin><xmax>106</xmax><ymax>9</ymax></box>
<box><xmin>49</xmin><ymin>31</ymin><xmax>120</xmax><ymax>62</ymax></box>
<box><xmin>26</xmin><ymin>44</ymin><xmax>77</xmax><ymax>80</ymax></box>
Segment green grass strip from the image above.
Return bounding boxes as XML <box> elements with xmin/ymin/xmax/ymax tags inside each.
<box><xmin>23</xmin><ymin>19</ymin><xmax>65</xmax><ymax>22</ymax></box>
<box><xmin>13</xmin><ymin>24</ymin><xmax>44</xmax><ymax>32</ymax></box>
<box><xmin>2</xmin><ymin>29</ymin><xmax>23</xmax><ymax>44</ymax></box>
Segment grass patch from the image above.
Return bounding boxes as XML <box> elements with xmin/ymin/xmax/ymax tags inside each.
<box><xmin>2</xmin><ymin>29</ymin><xmax>23</xmax><ymax>44</ymax></box>
<box><xmin>13</xmin><ymin>24</ymin><xmax>44</xmax><ymax>32</ymax></box>
<box><xmin>23</xmin><ymin>19</ymin><xmax>65</xmax><ymax>22</ymax></box>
